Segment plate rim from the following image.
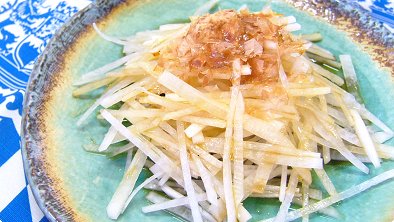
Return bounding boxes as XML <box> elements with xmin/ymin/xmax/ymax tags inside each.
<box><xmin>21</xmin><ymin>0</ymin><xmax>393</xmax><ymax>221</ymax></box>
<box><xmin>21</xmin><ymin>0</ymin><xmax>125</xmax><ymax>221</ymax></box>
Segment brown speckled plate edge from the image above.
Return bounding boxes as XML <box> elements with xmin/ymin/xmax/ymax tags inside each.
<box><xmin>21</xmin><ymin>1</ymin><xmax>125</xmax><ymax>221</ymax></box>
<box><xmin>21</xmin><ymin>0</ymin><xmax>393</xmax><ymax>222</ymax></box>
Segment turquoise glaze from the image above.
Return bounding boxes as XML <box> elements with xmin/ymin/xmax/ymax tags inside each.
<box><xmin>41</xmin><ymin>0</ymin><xmax>394</xmax><ymax>221</ymax></box>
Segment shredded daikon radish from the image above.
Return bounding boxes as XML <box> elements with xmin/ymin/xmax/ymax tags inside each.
<box><xmin>373</xmin><ymin>131</ymin><xmax>393</xmax><ymax>144</ymax></box>
<box><xmin>93</xmin><ymin>23</ymin><xmax>128</xmax><ymax>45</ymax></box>
<box><xmin>100</xmin><ymin>110</ymin><xmax>160</xmax><ymax>161</ymax></box>
<box><xmin>125</xmin><ymin>149</ymin><xmax>133</xmax><ymax>170</ymax></box>
<box><xmin>157</xmin><ymin>183</ymin><xmax>217</xmax><ymax>222</ymax></box>
<box><xmin>185</xmin><ymin>123</ymin><xmax>205</xmax><ymax>138</ymax></box>
<box><xmin>233</xmin><ymin>92</ymin><xmax>245</xmax><ymax>207</ymax></box>
<box><xmin>252</xmin><ymin>164</ymin><xmax>273</xmax><ymax>190</ymax></box>
<box><xmin>162</xmin><ymin>107</ymin><xmax>201</xmax><ymax>120</ymax></box>
<box><xmin>292</xmin><ymin>198</ymin><xmax>341</xmax><ymax>219</ymax></box>
<box><xmin>75</xmin><ymin>7</ymin><xmax>394</xmax><ymax>222</ymax></box>
<box><xmin>101</xmin><ymin>111</ymin><xmax>185</xmax><ymax>185</ymax></box>
<box><xmin>350</xmin><ymin>109</ymin><xmax>381</xmax><ymax>167</ymax></box>
<box><xmin>262</xmin><ymin>169</ymin><xmax>394</xmax><ymax>222</ymax></box>
<box><xmin>72</xmin><ymin>77</ymin><xmax>115</xmax><ymax>97</ymax></box>
<box><xmin>158</xmin><ymin>71</ymin><xmax>227</xmax><ymax>117</ymax></box>
<box><xmin>193</xmin><ymin>0</ymin><xmax>219</xmax><ymax>16</ymax></box>
<box><xmin>293</xmin><ymin>168</ymin><xmax>312</xmax><ymax>186</ymax></box>
<box><xmin>106</xmin><ymin>149</ymin><xmax>147</xmax><ymax>219</ymax></box>
<box><xmin>309</xmin><ymin>62</ymin><xmax>344</xmax><ymax>86</ymax></box>
<box><xmin>238</xmin><ymin>205</ymin><xmax>252</xmax><ymax>222</ymax></box>
<box><xmin>327</xmin><ymin>106</ymin><xmax>348</xmax><ymax>127</ymax></box>
<box><xmin>176</xmin><ymin>121</ymin><xmax>203</xmax><ymax>222</ymax></box>
<box><xmin>307</xmin><ymin>44</ymin><xmax>336</xmax><ymax>60</ymax></box>
<box><xmin>330</xmin><ymin>150</ymin><xmax>372</xmax><ymax>163</ymax></box>
<box><xmin>159</xmin><ymin>71</ymin><xmax>293</xmax><ymax>147</ymax></box>
<box><xmin>307</xmin><ymin>53</ymin><xmax>342</xmax><ymax>69</ymax></box>
<box><xmin>279</xmin><ymin>166</ymin><xmax>287</xmax><ymax>202</ymax></box>
<box><xmin>158</xmin><ymin>174</ymin><xmax>171</xmax><ymax>186</ymax></box>
<box><xmin>314</xmin><ymin>169</ymin><xmax>337</xmax><ymax>195</ymax></box>
<box><xmin>274</xmin><ymin>171</ymin><xmax>298</xmax><ymax>222</ymax></box>
<box><xmin>278</xmin><ymin>64</ymin><xmax>289</xmax><ymax>88</ymax></box>
<box><xmin>312</xmin><ymin>122</ymin><xmax>369</xmax><ymax>174</ymax></box>
<box><xmin>192</xmin><ymin>154</ymin><xmax>218</xmax><ymax>207</ymax></box>
<box><xmin>99</xmin><ymin>104</ymin><xmax>131</xmax><ymax>152</ymax></box>
<box><xmin>108</xmin><ymin>143</ymin><xmax>135</xmax><ymax>157</ymax></box>
<box><xmin>99</xmin><ymin>125</ymin><xmax>120</xmax><ymax>152</ymax></box>
<box><xmin>75</xmin><ymin>53</ymin><xmax>138</xmax><ymax>86</ymax></box>
<box><xmin>339</xmin><ymin>55</ymin><xmax>363</xmax><ymax>103</ymax></box>
<box><xmin>145</xmin><ymin>192</ymin><xmax>194</xmax><ymax>221</ymax></box>
<box><xmin>190</xmin><ymin>145</ymin><xmax>222</xmax><ymax>174</ymax></box>
<box><xmin>121</xmin><ymin>173</ymin><xmax>162</xmax><ymax>213</ymax></box>
<box><xmin>322</xmin><ymin>146</ymin><xmax>331</xmax><ymax>164</ymax></box>
<box><xmin>100</xmin><ymin>77</ymin><xmax>153</xmax><ymax>108</ymax></box>
<box><xmin>287</xmin><ymin>87</ymin><xmax>331</xmax><ymax>97</ymax></box>
<box><xmin>161</xmin><ymin>184</ymin><xmax>184</xmax><ymax>199</ymax></box>
<box><xmin>301</xmin><ymin>33</ymin><xmax>322</xmax><ymax>42</ymax></box>
<box><xmin>301</xmin><ymin>183</ymin><xmax>309</xmax><ymax>222</ymax></box>
<box><xmin>140</xmin><ymin>94</ymin><xmax>188</xmax><ymax>110</ymax></box>
<box><xmin>181</xmin><ymin>116</ymin><xmax>226</xmax><ymax>128</ymax></box>
<box><xmin>192</xmin><ymin>131</ymin><xmax>205</xmax><ymax>144</ymax></box>
<box><xmin>223</xmin><ymin>87</ymin><xmax>238</xmax><ymax>222</ymax></box>
<box><xmin>348</xmin><ymin>144</ymin><xmax>394</xmax><ymax>160</ymax></box>
<box><xmin>343</xmin><ymin>94</ymin><xmax>394</xmax><ymax>134</ymax></box>
<box><xmin>284</xmin><ymin>23</ymin><xmax>301</xmax><ymax>32</ymax></box>
<box><xmin>142</xmin><ymin>193</ymin><xmax>207</xmax><ymax>213</ymax></box>
<box><xmin>214</xmin><ymin>140</ymin><xmax>320</xmax><ymax>158</ymax></box>
<box><xmin>77</xmin><ymin>79</ymin><xmax>133</xmax><ymax>126</ymax></box>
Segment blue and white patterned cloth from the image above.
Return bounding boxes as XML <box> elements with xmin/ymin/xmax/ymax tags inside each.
<box><xmin>0</xmin><ymin>1</ymin><xmax>91</xmax><ymax>221</ymax></box>
<box><xmin>0</xmin><ymin>0</ymin><xmax>392</xmax><ymax>221</ymax></box>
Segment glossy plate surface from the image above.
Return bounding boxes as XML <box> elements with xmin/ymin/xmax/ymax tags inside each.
<box><xmin>22</xmin><ymin>0</ymin><xmax>394</xmax><ymax>221</ymax></box>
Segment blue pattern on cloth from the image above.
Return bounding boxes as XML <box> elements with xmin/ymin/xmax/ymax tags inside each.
<box><xmin>0</xmin><ymin>0</ymin><xmax>392</xmax><ymax>221</ymax></box>
<box><xmin>0</xmin><ymin>0</ymin><xmax>90</xmax><ymax>221</ymax></box>
<box><xmin>358</xmin><ymin>0</ymin><xmax>394</xmax><ymax>30</ymax></box>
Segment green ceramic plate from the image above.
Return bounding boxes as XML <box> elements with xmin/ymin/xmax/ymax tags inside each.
<box><xmin>21</xmin><ymin>0</ymin><xmax>394</xmax><ymax>221</ymax></box>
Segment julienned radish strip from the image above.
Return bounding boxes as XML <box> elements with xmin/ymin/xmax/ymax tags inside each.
<box><xmin>176</xmin><ymin>121</ymin><xmax>203</xmax><ymax>222</ymax></box>
<box><xmin>262</xmin><ymin>169</ymin><xmax>394</xmax><ymax>222</ymax></box>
